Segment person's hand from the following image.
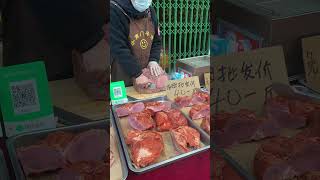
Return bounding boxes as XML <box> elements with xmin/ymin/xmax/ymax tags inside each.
<box><xmin>148</xmin><ymin>61</ymin><xmax>162</xmax><ymax>76</ymax></box>
<box><xmin>135</xmin><ymin>74</ymin><xmax>149</xmax><ymax>84</ymax></box>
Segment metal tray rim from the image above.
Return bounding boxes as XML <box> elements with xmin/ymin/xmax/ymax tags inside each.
<box><xmin>212</xmin><ymin>144</ymin><xmax>256</xmax><ymax>180</ymax></box>
<box><xmin>111</xmin><ymin>96</ymin><xmax>210</xmax><ymax>174</ymax></box>
<box><xmin>7</xmin><ymin>120</ymin><xmax>108</xmax><ymax>180</ymax></box>
<box><xmin>111</xmin><ymin>113</ymin><xmax>128</xmax><ymax>180</ymax></box>
<box><xmin>0</xmin><ymin>149</ymin><xmax>10</xmax><ymax>180</ymax></box>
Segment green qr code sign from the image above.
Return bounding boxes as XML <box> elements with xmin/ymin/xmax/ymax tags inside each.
<box><xmin>110</xmin><ymin>81</ymin><xmax>128</xmax><ymax>105</ymax></box>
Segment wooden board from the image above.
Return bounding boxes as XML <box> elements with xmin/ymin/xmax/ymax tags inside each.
<box><xmin>126</xmin><ymin>86</ymin><xmax>166</xmax><ymax>100</ymax></box>
<box><xmin>49</xmin><ymin>78</ymin><xmax>108</xmax><ymax>121</ymax></box>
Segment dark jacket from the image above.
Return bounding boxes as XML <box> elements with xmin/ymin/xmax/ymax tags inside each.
<box><xmin>2</xmin><ymin>0</ymin><xmax>108</xmax><ymax>80</ymax></box>
<box><xmin>110</xmin><ymin>0</ymin><xmax>161</xmax><ymax>78</ymax></box>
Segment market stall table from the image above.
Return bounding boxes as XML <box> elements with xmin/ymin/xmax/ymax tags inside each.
<box><xmin>126</xmin><ymin>150</ymin><xmax>210</xmax><ymax>180</ymax></box>
<box><xmin>49</xmin><ymin>78</ymin><xmax>108</xmax><ymax>121</ymax></box>
<box><xmin>126</xmin><ymin>86</ymin><xmax>166</xmax><ymax>100</ymax></box>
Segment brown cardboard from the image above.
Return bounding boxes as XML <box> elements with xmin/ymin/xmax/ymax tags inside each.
<box><xmin>176</xmin><ymin>56</ymin><xmax>210</xmax><ymax>84</ymax></box>
<box><xmin>212</xmin><ymin>46</ymin><xmax>289</xmax><ymax>113</ymax></box>
<box><xmin>302</xmin><ymin>35</ymin><xmax>320</xmax><ymax>92</ymax></box>
<box><xmin>166</xmin><ymin>76</ymin><xmax>201</xmax><ymax>101</ymax></box>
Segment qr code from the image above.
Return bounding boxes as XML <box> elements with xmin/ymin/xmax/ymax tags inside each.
<box><xmin>113</xmin><ymin>87</ymin><xmax>122</xmax><ymax>98</ymax></box>
<box><xmin>10</xmin><ymin>79</ymin><xmax>40</xmax><ymax>115</ymax></box>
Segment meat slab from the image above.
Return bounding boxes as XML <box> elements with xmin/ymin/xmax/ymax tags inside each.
<box><xmin>212</xmin><ymin>110</ymin><xmax>280</xmax><ymax>148</ymax></box>
<box><xmin>115</xmin><ymin>102</ymin><xmax>145</xmax><ymax>117</ymax></box>
<box><xmin>64</xmin><ymin>129</ymin><xmax>108</xmax><ymax>164</ymax></box>
<box><xmin>171</xmin><ymin>126</ymin><xmax>200</xmax><ymax>153</ymax></box>
<box><xmin>254</xmin><ymin>135</ymin><xmax>320</xmax><ymax>180</ymax></box>
<box><xmin>154</xmin><ymin>110</ymin><xmax>188</xmax><ymax>131</ymax></box>
<box><xmin>189</xmin><ymin>103</ymin><xmax>210</xmax><ymax>120</ymax></box>
<box><xmin>134</xmin><ymin>68</ymin><xmax>169</xmax><ymax>94</ymax></box>
<box><xmin>126</xmin><ymin>130</ymin><xmax>164</xmax><ymax>168</ymax></box>
<box><xmin>17</xmin><ymin>145</ymin><xmax>65</xmax><ymax>176</ymax></box>
<box><xmin>144</xmin><ymin>101</ymin><xmax>172</xmax><ymax>113</ymax></box>
<box><xmin>175</xmin><ymin>90</ymin><xmax>210</xmax><ymax>107</ymax></box>
<box><xmin>201</xmin><ymin>116</ymin><xmax>210</xmax><ymax>134</ymax></box>
<box><xmin>128</xmin><ymin>111</ymin><xmax>155</xmax><ymax>131</ymax></box>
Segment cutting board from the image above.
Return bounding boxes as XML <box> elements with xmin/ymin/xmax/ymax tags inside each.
<box><xmin>126</xmin><ymin>86</ymin><xmax>167</xmax><ymax>100</ymax></box>
<box><xmin>49</xmin><ymin>78</ymin><xmax>108</xmax><ymax>121</ymax></box>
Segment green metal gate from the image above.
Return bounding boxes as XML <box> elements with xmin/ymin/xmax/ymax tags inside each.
<box><xmin>153</xmin><ymin>0</ymin><xmax>211</xmax><ymax>72</ymax></box>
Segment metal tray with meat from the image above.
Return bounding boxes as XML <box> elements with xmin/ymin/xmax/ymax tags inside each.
<box><xmin>0</xmin><ymin>149</ymin><xmax>10</xmax><ymax>180</ymax></box>
<box><xmin>173</xmin><ymin>89</ymin><xmax>210</xmax><ymax>138</ymax></box>
<box><xmin>7</xmin><ymin>120</ymin><xmax>108</xmax><ymax>180</ymax></box>
<box><xmin>213</xmin><ymin>83</ymin><xmax>320</xmax><ymax>180</ymax></box>
<box><xmin>110</xmin><ymin>112</ymin><xmax>128</xmax><ymax>180</ymax></box>
<box><xmin>212</xmin><ymin>145</ymin><xmax>255</xmax><ymax>180</ymax></box>
<box><xmin>111</xmin><ymin>96</ymin><xmax>210</xmax><ymax>174</ymax></box>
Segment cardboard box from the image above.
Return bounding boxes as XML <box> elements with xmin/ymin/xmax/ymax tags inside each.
<box><xmin>176</xmin><ymin>55</ymin><xmax>210</xmax><ymax>85</ymax></box>
<box><xmin>215</xmin><ymin>0</ymin><xmax>320</xmax><ymax>76</ymax></box>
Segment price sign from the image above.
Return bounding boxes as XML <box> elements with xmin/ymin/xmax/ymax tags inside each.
<box><xmin>204</xmin><ymin>73</ymin><xmax>210</xmax><ymax>90</ymax></box>
<box><xmin>0</xmin><ymin>61</ymin><xmax>55</xmax><ymax>137</ymax></box>
<box><xmin>212</xmin><ymin>46</ymin><xmax>289</xmax><ymax>113</ymax></box>
<box><xmin>302</xmin><ymin>35</ymin><xmax>320</xmax><ymax>92</ymax></box>
<box><xmin>110</xmin><ymin>81</ymin><xmax>128</xmax><ymax>105</ymax></box>
<box><xmin>166</xmin><ymin>76</ymin><xmax>201</xmax><ymax>101</ymax></box>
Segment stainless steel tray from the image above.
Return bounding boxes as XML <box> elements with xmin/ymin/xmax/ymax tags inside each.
<box><xmin>6</xmin><ymin>120</ymin><xmax>108</xmax><ymax>180</ymax></box>
<box><xmin>212</xmin><ymin>145</ymin><xmax>256</xmax><ymax>180</ymax></box>
<box><xmin>111</xmin><ymin>96</ymin><xmax>210</xmax><ymax>174</ymax></box>
<box><xmin>0</xmin><ymin>149</ymin><xmax>10</xmax><ymax>180</ymax></box>
<box><xmin>111</xmin><ymin>112</ymin><xmax>128</xmax><ymax>180</ymax></box>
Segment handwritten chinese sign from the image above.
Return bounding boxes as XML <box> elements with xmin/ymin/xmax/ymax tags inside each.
<box><xmin>204</xmin><ymin>73</ymin><xmax>210</xmax><ymax>90</ymax></box>
<box><xmin>302</xmin><ymin>35</ymin><xmax>320</xmax><ymax>92</ymax></box>
<box><xmin>166</xmin><ymin>76</ymin><xmax>200</xmax><ymax>101</ymax></box>
<box><xmin>212</xmin><ymin>46</ymin><xmax>289</xmax><ymax>114</ymax></box>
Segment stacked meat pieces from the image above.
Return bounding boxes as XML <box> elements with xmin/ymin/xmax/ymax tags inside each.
<box><xmin>115</xmin><ymin>100</ymin><xmax>201</xmax><ymax>168</ymax></box>
<box><xmin>213</xmin><ymin>96</ymin><xmax>320</xmax><ymax>148</ymax></box>
<box><xmin>213</xmin><ymin>150</ymin><xmax>244</xmax><ymax>180</ymax></box>
<box><xmin>133</xmin><ymin>68</ymin><xmax>169</xmax><ymax>94</ymax></box>
<box><xmin>17</xmin><ymin>130</ymin><xmax>108</xmax><ymax>180</ymax></box>
<box><xmin>213</xmin><ymin>109</ymin><xmax>280</xmax><ymax>148</ymax></box>
<box><xmin>175</xmin><ymin>90</ymin><xmax>210</xmax><ymax>134</ymax></box>
<box><xmin>254</xmin><ymin>131</ymin><xmax>320</xmax><ymax>180</ymax></box>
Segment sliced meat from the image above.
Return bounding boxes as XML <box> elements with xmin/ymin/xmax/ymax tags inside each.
<box><xmin>42</xmin><ymin>131</ymin><xmax>75</xmax><ymax>150</ymax></box>
<box><xmin>167</xmin><ymin>109</ymin><xmax>188</xmax><ymax>128</ymax></box>
<box><xmin>201</xmin><ymin>116</ymin><xmax>210</xmax><ymax>134</ymax></box>
<box><xmin>17</xmin><ymin>145</ymin><xmax>65</xmax><ymax>176</ymax></box>
<box><xmin>174</xmin><ymin>96</ymin><xmax>193</xmax><ymax>107</ymax></box>
<box><xmin>134</xmin><ymin>68</ymin><xmax>169</xmax><ymax>94</ymax></box>
<box><xmin>61</xmin><ymin>161</ymin><xmax>107</xmax><ymax>180</ymax></box>
<box><xmin>126</xmin><ymin>130</ymin><xmax>164</xmax><ymax>168</ymax></box>
<box><xmin>144</xmin><ymin>101</ymin><xmax>172</xmax><ymax>113</ymax></box>
<box><xmin>115</xmin><ymin>102</ymin><xmax>145</xmax><ymax>117</ymax></box>
<box><xmin>254</xmin><ymin>135</ymin><xmax>320</xmax><ymax>180</ymax></box>
<box><xmin>265</xmin><ymin>96</ymin><xmax>307</xmax><ymax>129</ymax></box>
<box><xmin>171</xmin><ymin>126</ymin><xmax>200</xmax><ymax>153</ymax></box>
<box><xmin>191</xmin><ymin>90</ymin><xmax>210</xmax><ymax>104</ymax></box>
<box><xmin>64</xmin><ymin>130</ymin><xmax>108</xmax><ymax>164</ymax></box>
<box><xmin>155</xmin><ymin>111</ymin><xmax>173</xmax><ymax>131</ymax></box>
<box><xmin>56</xmin><ymin>168</ymin><xmax>83</xmax><ymax>180</ymax></box>
<box><xmin>213</xmin><ymin>110</ymin><xmax>280</xmax><ymax>148</ymax></box>
<box><xmin>189</xmin><ymin>103</ymin><xmax>210</xmax><ymax>120</ymax></box>
<box><xmin>128</xmin><ymin>111</ymin><xmax>154</xmax><ymax>131</ymax></box>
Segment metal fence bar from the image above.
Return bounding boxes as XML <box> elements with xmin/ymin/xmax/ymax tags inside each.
<box><xmin>153</xmin><ymin>0</ymin><xmax>210</xmax><ymax>73</ymax></box>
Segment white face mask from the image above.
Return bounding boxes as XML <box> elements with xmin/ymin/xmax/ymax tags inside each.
<box><xmin>131</xmin><ymin>0</ymin><xmax>152</xmax><ymax>12</ymax></box>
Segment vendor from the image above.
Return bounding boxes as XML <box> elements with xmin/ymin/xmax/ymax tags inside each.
<box><xmin>110</xmin><ymin>0</ymin><xmax>163</xmax><ymax>86</ymax></box>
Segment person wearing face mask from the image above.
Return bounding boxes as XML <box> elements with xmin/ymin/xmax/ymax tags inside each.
<box><xmin>110</xmin><ymin>0</ymin><xmax>163</xmax><ymax>86</ymax></box>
